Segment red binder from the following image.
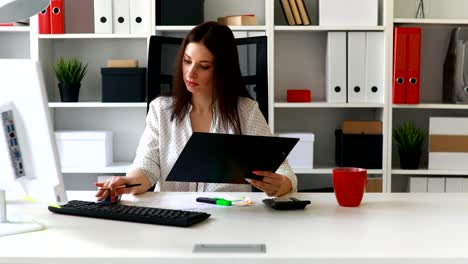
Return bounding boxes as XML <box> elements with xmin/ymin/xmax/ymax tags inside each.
<box><xmin>406</xmin><ymin>27</ymin><xmax>421</xmax><ymax>104</ymax></box>
<box><xmin>50</xmin><ymin>0</ymin><xmax>64</xmax><ymax>34</ymax></box>
<box><xmin>38</xmin><ymin>5</ymin><xmax>50</xmax><ymax>34</ymax></box>
<box><xmin>393</xmin><ymin>27</ymin><xmax>408</xmax><ymax>104</ymax></box>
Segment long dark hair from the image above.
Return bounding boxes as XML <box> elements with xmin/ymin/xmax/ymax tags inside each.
<box><xmin>170</xmin><ymin>21</ymin><xmax>250</xmax><ymax>134</ymax></box>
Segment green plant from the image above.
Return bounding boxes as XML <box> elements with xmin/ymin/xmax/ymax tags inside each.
<box><xmin>393</xmin><ymin>122</ymin><xmax>426</xmax><ymax>152</ymax></box>
<box><xmin>53</xmin><ymin>57</ymin><xmax>88</xmax><ymax>85</ymax></box>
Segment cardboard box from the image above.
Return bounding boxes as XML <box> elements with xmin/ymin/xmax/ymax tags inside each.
<box><xmin>107</xmin><ymin>59</ymin><xmax>139</xmax><ymax>68</ymax></box>
<box><xmin>319</xmin><ymin>0</ymin><xmax>378</xmax><ymax>26</ymax></box>
<box><xmin>217</xmin><ymin>15</ymin><xmax>257</xmax><ymax>26</ymax></box>
<box><xmin>429</xmin><ymin>117</ymin><xmax>468</xmax><ymax>170</ymax></box>
<box><xmin>342</xmin><ymin>120</ymin><xmax>382</xmax><ymax>135</ymax></box>
<box><xmin>55</xmin><ymin>131</ymin><xmax>113</xmax><ymax>167</ymax></box>
<box><xmin>429</xmin><ymin>135</ymin><xmax>468</xmax><ymax>152</ymax></box>
<box><xmin>278</xmin><ymin>133</ymin><xmax>314</xmax><ymax>170</ymax></box>
<box><xmin>366</xmin><ymin>178</ymin><xmax>382</xmax><ymax>193</ymax></box>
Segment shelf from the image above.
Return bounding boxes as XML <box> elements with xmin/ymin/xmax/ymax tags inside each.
<box><xmin>274</xmin><ymin>25</ymin><xmax>385</xmax><ymax>31</ymax></box>
<box><xmin>392</xmin><ymin>104</ymin><xmax>468</xmax><ymax>110</ymax></box>
<box><xmin>155</xmin><ymin>25</ymin><xmax>266</xmax><ymax>32</ymax></box>
<box><xmin>295</xmin><ymin>168</ymin><xmax>383</xmax><ymax>174</ymax></box>
<box><xmin>62</xmin><ymin>162</ymin><xmax>131</xmax><ymax>174</ymax></box>
<box><xmin>39</xmin><ymin>34</ymin><xmax>148</xmax><ymax>39</ymax></box>
<box><xmin>392</xmin><ymin>169</ymin><xmax>468</xmax><ymax>176</ymax></box>
<box><xmin>275</xmin><ymin>102</ymin><xmax>384</xmax><ymax>108</ymax></box>
<box><xmin>394</xmin><ymin>18</ymin><xmax>468</xmax><ymax>25</ymax></box>
<box><xmin>0</xmin><ymin>26</ymin><xmax>30</xmax><ymax>32</ymax></box>
<box><xmin>48</xmin><ymin>102</ymin><xmax>147</xmax><ymax>108</ymax></box>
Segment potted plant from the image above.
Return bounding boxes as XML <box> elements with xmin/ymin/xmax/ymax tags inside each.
<box><xmin>393</xmin><ymin>122</ymin><xmax>426</xmax><ymax>169</ymax></box>
<box><xmin>53</xmin><ymin>57</ymin><xmax>88</xmax><ymax>102</ymax></box>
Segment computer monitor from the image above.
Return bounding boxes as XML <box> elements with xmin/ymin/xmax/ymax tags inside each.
<box><xmin>0</xmin><ymin>59</ymin><xmax>67</xmax><ymax>236</ymax></box>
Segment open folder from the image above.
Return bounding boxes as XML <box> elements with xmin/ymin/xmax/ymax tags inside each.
<box><xmin>166</xmin><ymin>132</ymin><xmax>298</xmax><ymax>184</ymax></box>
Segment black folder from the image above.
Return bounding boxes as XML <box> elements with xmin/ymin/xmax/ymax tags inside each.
<box><xmin>166</xmin><ymin>132</ymin><xmax>299</xmax><ymax>184</ymax></box>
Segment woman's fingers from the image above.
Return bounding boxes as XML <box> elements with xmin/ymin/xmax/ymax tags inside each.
<box><xmin>95</xmin><ymin>176</ymin><xmax>128</xmax><ymax>201</ymax></box>
<box><xmin>246</xmin><ymin>177</ymin><xmax>280</xmax><ymax>197</ymax></box>
<box><xmin>247</xmin><ymin>171</ymin><xmax>291</xmax><ymax>197</ymax></box>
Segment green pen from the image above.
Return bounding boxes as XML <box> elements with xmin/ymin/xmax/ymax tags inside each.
<box><xmin>196</xmin><ymin>197</ymin><xmax>232</xmax><ymax>206</ymax></box>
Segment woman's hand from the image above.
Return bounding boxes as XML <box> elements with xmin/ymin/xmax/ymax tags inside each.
<box><xmin>95</xmin><ymin>176</ymin><xmax>134</xmax><ymax>202</ymax></box>
<box><xmin>245</xmin><ymin>171</ymin><xmax>292</xmax><ymax>197</ymax></box>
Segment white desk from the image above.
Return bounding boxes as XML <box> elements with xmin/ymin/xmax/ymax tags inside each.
<box><xmin>1</xmin><ymin>191</ymin><xmax>468</xmax><ymax>264</ymax></box>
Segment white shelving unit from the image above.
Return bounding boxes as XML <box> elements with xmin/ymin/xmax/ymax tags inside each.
<box><xmin>61</xmin><ymin>162</ymin><xmax>132</xmax><ymax>174</ymax></box>
<box><xmin>0</xmin><ymin>0</ymin><xmax>387</xmax><ymax>191</ymax></box>
<box><xmin>155</xmin><ymin>25</ymin><xmax>267</xmax><ymax>32</ymax></box>
<box><xmin>273</xmin><ymin>0</ymin><xmax>389</xmax><ymax>192</ymax></box>
<box><xmin>392</xmin><ymin>169</ymin><xmax>468</xmax><ymax>176</ymax></box>
<box><xmin>0</xmin><ymin>26</ymin><xmax>30</xmax><ymax>32</ymax></box>
<box><xmin>48</xmin><ymin>102</ymin><xmax>147</xmax><ymax>108</ymax></box>
<box><xmin>390</xmin><ymin>0</ymin><xmax>468</xmax><ymax>192</ymax></box>
<box><xmin>392</xmin><ymin>104</ymin><xmax>468</xmax><ymax>110</ymax></box>
<box><xmin>394</xmin><ymin>18</ymin><xmax>468</xmax><ymax>25</ymax></box>
<box><xmin>274</xmin><ymin>102</ymin><xmax>385</xmax><ymax>108</ymax></box>
<box><xmin>274</xmin><ymin>26</ymin><xmax>385</xmax><ymax>31</ymax></box>
<box><xmin>38</xmin><ymin>34</ymin><xmax>148</xmax><ymax>39</ymax></box>
<box><xmin>4</xmin><ymin>0</ymin><xmax>467</xmax><ymax>192</ymax></box>
<box><xmin>0</xmin><ymin>26</ymin><xmax>31</xmax><ymax>58</ymax></box>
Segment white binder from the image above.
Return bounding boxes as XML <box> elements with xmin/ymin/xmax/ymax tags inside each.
<box><xmin>113</xmin><ymin>0</ymin><xmax>130</xmax><ymax>34</ymax></box>
<box><xmin>94</xmin><ymin>0</ymin><xmax>113</xmax><ymax>34</ymax></box>
<box><xmin>365</xmin><ymin>32</ymin><xmax>384</xmax><ymax>104</ymax></box>
<box><xmin>347</xmin><ymin>32</ymin><xmax>366</xmax><ymax>103</ymax></box>
<box><xmin>130</xmin><ymin>0</ymin><xmax>150</xmax><ymax>34</ymax></box>
<box><xmin>326</xmin><ymin>32</ymin><xmax>347</xmax><ymax>103</ymax></box>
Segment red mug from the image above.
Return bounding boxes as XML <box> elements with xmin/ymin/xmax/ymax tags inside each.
<box><xmin>332</xmin><ymin>167</ymin><xmax>367</xmax><ymax>207</ymax></box>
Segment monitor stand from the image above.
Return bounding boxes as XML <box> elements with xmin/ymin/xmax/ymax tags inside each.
<box><xmin>0</xmin><ymin>190</ymin><xmax>43</xmax><ymax>237</ymax></box>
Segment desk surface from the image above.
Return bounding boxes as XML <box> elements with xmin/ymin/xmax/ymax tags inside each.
<box><xmin>1</xmin><ymin>191</ymin><xmax>468</xmax><ymax>264</ymax></box>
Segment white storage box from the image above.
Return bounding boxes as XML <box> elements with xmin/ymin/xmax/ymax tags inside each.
<box><xmin>55</xmin><ymin>131</ymin><xmax>113</xmax><ymax>167</ymax></box>
<box><xmin>428</xmin><ymin>117</ymin><xmax>468</xmax><ymax>170</ymax></box>
<box><xmin>319</xmin><ymin>0</ymin><xmax>378</xmax><ymax>26</ymax></box>
<box><xmin>278</xmin><ymin>133</ymin><xmax>314</xmax><ymax>170</ymax></box>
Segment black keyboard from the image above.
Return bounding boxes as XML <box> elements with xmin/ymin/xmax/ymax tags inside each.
<box><xmin>48</xmin><ymin>200</ymin><xmax>210</xmax><ymax>227</ymax></box>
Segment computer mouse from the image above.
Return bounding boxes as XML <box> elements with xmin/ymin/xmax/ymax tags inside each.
<box><xmin>98</xmin><ymin>195</ymin><xmax>121</xmax><ymax>206</ymax></box>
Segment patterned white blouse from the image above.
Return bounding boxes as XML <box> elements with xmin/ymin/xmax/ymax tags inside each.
<box><xmin>131</xmin><ymin>96</ymin><xmax>298</xmax><ymax>193</ymax></box>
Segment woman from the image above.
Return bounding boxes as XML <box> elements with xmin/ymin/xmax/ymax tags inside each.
<box><xmin>96</xmin><ymin>21</ymin><xmax>297</xmax><ymax>201</ymax></box>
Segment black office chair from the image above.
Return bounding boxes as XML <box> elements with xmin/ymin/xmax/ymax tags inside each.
<box><xmin>146</xmin><ymin>35</ymin><xmax>268</xmax><ymax>192</ymax></box>
<box><xmin>147</xmin><ymin>35</ymin><xmax>268</xmax><ymax>121</ymax></box>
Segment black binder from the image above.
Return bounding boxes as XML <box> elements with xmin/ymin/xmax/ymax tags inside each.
<box><xmin>166</xmin><ymin>133</ymin><xmax>298</xmax><ymax>184</ymax></box>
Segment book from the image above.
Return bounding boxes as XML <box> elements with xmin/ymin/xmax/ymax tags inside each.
<box><xmin>288</xmin><ymin>0</ymin><xmax>303</xmax><ymax>25</ymax></box>
<box><xmin>280</xmin><ymin>0</ymin><xmax>295</xmax><ymax>25</ymax></box>
<box><xmin>295</xmin><ymin>0</ymin><xmax>310</xmax><ymax>25</ymax></box>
